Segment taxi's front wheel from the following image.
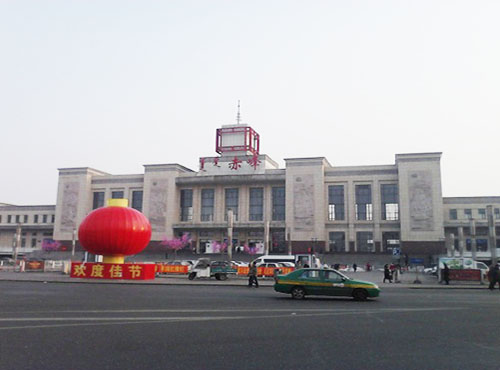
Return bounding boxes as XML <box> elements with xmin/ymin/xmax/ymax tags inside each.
<box><xmin>352</xmin><ymin>289</ymin><xmax>368</xmax><ymax>301</ymax></box>
<box><xmin>291</xmin><ymin>286</ymin><xmax>306</xmax><ymax>300</ymax></box>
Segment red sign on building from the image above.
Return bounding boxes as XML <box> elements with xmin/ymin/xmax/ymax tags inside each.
<box><xmin>70</xmin><ymin>262</ymin><xmax>156</xmax><ymax>280</ymax></box>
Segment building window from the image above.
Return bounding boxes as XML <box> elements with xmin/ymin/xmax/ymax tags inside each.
<box><xmin>272</xmin><ymin>187</ymin><xmax>286</xmax><ymax>221</ymax></box>
<box><xmin>21</xmin><ymin>238</ymin><xmax>26</xmax><ymax>248</ymax></box>
<box><xmin>7</xmin><ymin>215</ymin><xmax>12</xmax><ymax>223</ymax></box>
<box><xmin>201</xmin><ymin>189</ymin><xmax>214</xmax><ymax>222</ymax></box>
<box><xmin>495</xmin><ymin>208</ymin><xmax>500</xmax><ymax>219</ymax></box>
<box><xmin>31</xmin><ymin>238</ymin><xmax>37</xmax><ymax>248</ymax></box>
<box><xmin>43</xmin><ymin>215</ymin><xmax>47</xmax><ymax>223</ymax></box>
<box><xmin>478</xmin><ymin>209</ymin><xmax>486</xmax><ymax>219</ymax></box>
<box><xmin>180</xmin><ymin>189</ymin><xmax>193</xmax><ymax>222</ymax></box>
<box><xmin>357</xmin><ymin>232</ymin><xmax>374</xmax><ymax>252</ymax></box>
<box><xmin>449</xmin><ymin>209</ymin><xmax>457</xmax><ymax>220</ymax></box>
<box><xmin>34</xmin><ymin>215</ymin><xmax>39</xmax><ymax>223</ymax></box>
<box><xmin>111</xmin><ymin>190</ymin><xmax>124</xmax><ymax>199</ymax></box>
<box><xmin>131</xmin><ymin>191</ymin><xmax>143</xmax><ymax>212</ymax></box>
<box><xmin>51</xmin><ymin>215</ymin><xmax>55</xmax><ymax>223</ymax></box>
<box><xmin>329</xmin><ymin>232</ymin><xmax>345</xmax><ymax>252</ymax></box>
<box><xmin>328</xmin><ymin>185</ymin><xmax>345</xmax><ymax>221</ymax></box>
<box><xmin>0</xmin><ymin>215</ymin><xmax>2</xmax><ymax>223</ymax></box>
<box><xmin>249</xmin><ymin>188</ymin><xmax>263</xmax><ymax>221</ymax></box>
<box><xmin>355</xmin><ymin>185</ymin><xmax>372</xmax><ymax>221</ymax></box>
<box><xmin>23</xmin><ymin>215</ymin><xmax>28</xmax><ymax>223</ymax></box>
<box><xmin>225</xmin><ymin>188</ymin><xmax>239</xmax><ymax>221</ymax></box>
<box><xmin>15</xmin><ymin>215</ymin><xmax>20</xmax><ymax>223</ymax></box>
<box><xmin>464</xmin><ymin>209</ymin><xmax>472</xmax><ymax>220</ymax></box>
<box><xmin>383</xmin><ymin>232</ymin><xmax>400</xmax><ymax>252</ymax></box>
<box><xmin>93</xmin><ymin>192</ymin><xmax>105</xmax><ymax>209</ymax></box>
<box><xmin>381</xmin><ymin>184</ymin><xmax>399</xmax><ymax>220</ymax></box>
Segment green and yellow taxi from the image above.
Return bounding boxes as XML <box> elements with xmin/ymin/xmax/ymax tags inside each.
<box><xmin>274</xmin><ymin>268</ymin><xmax>380</xmax><ymax>301</ymax></box>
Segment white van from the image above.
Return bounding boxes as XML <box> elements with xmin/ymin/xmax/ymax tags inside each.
<box><xmin>251</xmin><ymin>254</ymin><xmax>321</xmax><ymax>268</ymax></box>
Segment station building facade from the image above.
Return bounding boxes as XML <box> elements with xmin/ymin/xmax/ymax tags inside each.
<box><xmin>1</xmin><ymin>123</ymin><xmax>500</xmax><ymax>261</ymax></box>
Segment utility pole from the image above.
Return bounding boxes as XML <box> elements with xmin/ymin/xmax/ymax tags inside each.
<box><xmin>311</xmin><ymin>237</ymin><xmax>317</xmax><ymax>254</ymax></box>
<box><xmin>470</xmin><ymin>219</ymin><xmax>477</xmax><ymax>261</ymax></box>
<box><xmin>487</xmin><ymin>205</ymin><xmax>497</xmax><ymax>265</ymax></box>
<box><xmin>264</xmin><ymin>221</ymin><xmax>270</xmax><ymax>255</ymax></box>
<box><xmin>227</xmin><ymin>209</ymin><xmax>233</xmax><ymax>261</ymax></box>
<box><xmin>446</xmin><ymin>233</ymin><xmax>455</xmax><ymax>257</ymax></box>
<box><xmin>71</xmin><ymin>227</ymin><xmax>77</xmax><ymax>258</ymax></box>
<box><xmin>458</xmin><ymin>227</ymin><xmax>465</xmax><ymax>257</ymax></box>
<box><xmin>13</xmin><ymin>223</ymin><xmax>21</xmax><ymax>262</ymax></box>
<box><xmin>286</xmin><ymin>227</ymin><xmax>292</xmax><ymax>255</ymax></box>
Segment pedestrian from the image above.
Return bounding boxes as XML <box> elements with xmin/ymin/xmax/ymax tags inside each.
<box><xmin>353</xmin><ymin>263</ymin><xmax>357</xmax><ymax>272</ymax></box>
<box><xmin>248</xmin><ymin>261</ymin><xmax>259</xmax><ymax>288</ymax></box>
<box><xmin>487</xmin><ymin>264</ymin><xmax>499</xmax><ymax>291</ymax></box>
<box><xmin>365</xmin><ymin>262</ymin><xmax>371</xmax><ymax>272</ymax></box>
<box><xmin>442</xmin><ymin>263</ymin><xmax>450</xmax><ymax>285</ymax></box>
<box><xmin>383</xmin><ymin>264</ymin><xmax>392</xmax><ymax>283</ymax></box>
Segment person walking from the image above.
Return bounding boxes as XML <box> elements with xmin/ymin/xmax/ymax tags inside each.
<box><xmin>442</xmin><ymin>263</ymin><xmax>450</xmax><ymax>285</ymax></box>
<box><xmin>353</xmin><ymin>263</ymin><xmax>357</xmax><ymax>272</ymax></box>
<box><xmin>248</xmin><ymin>261</ymin><xmax>259</xmax><ymax>288</ymax></box>
<box><xmin>383</xmin><ymin>264</ymin><xmax>392</xmax><ymax>283</ymax></box>
<box><xmin>487</xmin><ymin>264</ymin><xmax>499</xmax><ymax>291</ymax></box>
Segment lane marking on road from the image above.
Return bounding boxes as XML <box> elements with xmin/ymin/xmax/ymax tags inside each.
<box><xmin>0</xmin><ymin>306</ymin><xmax>468</xmax><ymax>315</ymax></box>
<box><xmin>0</xmin><ymin>307</ymin><xmax>467</xmax><ymax>331</ymax></box>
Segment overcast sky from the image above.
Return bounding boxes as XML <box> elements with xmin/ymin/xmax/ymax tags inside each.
<box><xmin>1</xmin><ymin>0</ymin><xmax>499</xmax><ymax>205</ymax></box>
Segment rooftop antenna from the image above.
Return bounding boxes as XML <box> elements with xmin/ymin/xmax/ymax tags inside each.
<box><xmin>236</xmin><ymin>100</ymin><xmax>241</xmax><ymax>125</ymax></box>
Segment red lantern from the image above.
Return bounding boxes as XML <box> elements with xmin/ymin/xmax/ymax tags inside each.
<box><xmin>78</xmin><ymin>199</ymin><xmax>151</xmax><ymax>264</ymax></box>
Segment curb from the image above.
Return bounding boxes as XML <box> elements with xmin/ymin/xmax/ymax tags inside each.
<box><xmin>0</xmin><ymin>277</ymin><xmax>488</xmax><ymax>289</ymax></box>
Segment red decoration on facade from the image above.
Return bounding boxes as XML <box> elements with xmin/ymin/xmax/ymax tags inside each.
<box><xmin>78</xmin><ymin>202</ymin><xmax>152</xmax><ymax>261</ymax></box>
<box><xmin>199</xmin><ymin>157</ymin><xmax>205</xmax><ymax>171</ymax></box>
<box><xmin>213</xmin><ymin>157</ymin><xmax>220</xmax><ymax>167</ymax></box>
<box><xmin>247</xmin><ymin>153</ymin><xmax>261</xmax><ymax>170</ymax></box>
<box><xmin>229</xmin><ymin>156</ymin><xmax>242</xmax><ymax>170</ymax></box>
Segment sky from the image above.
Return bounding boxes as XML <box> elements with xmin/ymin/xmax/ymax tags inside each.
<box><xmin>1</xmin><ymin>0</ymin><xmax>499</xmax><ymax>205</ymax></box>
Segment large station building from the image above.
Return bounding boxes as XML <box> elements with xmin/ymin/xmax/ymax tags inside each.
<box><xmin>1</xmin><ymin>122</ymin><xmax>500</xmax><ymax>262</ymax></box>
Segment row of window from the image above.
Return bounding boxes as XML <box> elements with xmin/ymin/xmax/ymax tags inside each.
<box><xmin>449</xmin><ymin>208</ymin><xmax>500</xmax><ymax>220</ymax></box>
<box><xmin>180</xmin><ymin>187</ymin><xmax>286</xmax><ymax>222</ymax></box>
<box><xmin>328</xmin><ymin>184</ymin><xmax>399</xmax><ymax>221</ymax></box>
<box><xmin>328</xmin><ymin>231</ymin><xmax>400</xmax><ymax>252</ymax></box>
<box><xmin>10</xmin><ymin>232</ymin><xmax>52</xmax><ymax>248</ymax></box>
<box><xmin>93</xmin><ymin>190</ymin><xmax>143</xmax><ymax>211</ymax></box>
<box><xmin>0</xmin><ymin>214</ymin><xmax>55</xmax><ymax>224</ymax></box>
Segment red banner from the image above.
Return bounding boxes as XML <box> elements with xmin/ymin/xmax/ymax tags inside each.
<box><xmin>448</xmin><ymin>269</ymin><xmax>481</xmax><ymax>281</ymax></box>
<box><xmin>155</xmin><ymin>264</ymin><xmax>189</xmax><ymax>274</ymax></box>
<box><xmin>237</xmin><ymin>266</ymin><xmax>294</xmax><ymax>277</ymax></box>
<box><xmin>70</xmin><ymin>262</ymin><xmax>155</xmax><ymax>280</ymax></box>
<box><xmin>25</xmin><ymin>261</ymin><xmax>44</xmax><ymax>271</ymax></box>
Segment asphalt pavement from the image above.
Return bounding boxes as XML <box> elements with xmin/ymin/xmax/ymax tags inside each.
<box><xmin>1</xmin><ymin>281</ymin><xmax>499</xmax><ymax>370</ymax></box>
<box><xmin>0</xmin><ymin>269</ymin><xmax>488</xmax><ymax>289</ymax></box>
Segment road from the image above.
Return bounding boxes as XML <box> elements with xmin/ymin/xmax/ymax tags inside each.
<box><xmin>1</xmin><ymin>281</ymin><xmax>499</xmax><ymax>370</ymax></box>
